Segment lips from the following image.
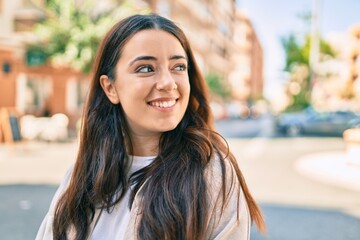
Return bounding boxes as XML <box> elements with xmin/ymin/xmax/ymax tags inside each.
<box><xmin>148</xmin><ymin>99</ymin><xmax>176</xmax><ymax>108</ymax></box>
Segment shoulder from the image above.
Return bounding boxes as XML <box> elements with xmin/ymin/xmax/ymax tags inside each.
<box><xmin>204</xmin><ymin>153</ymin><xmax>251</xmax><ymax>239</ymax></box>
<box><xmin>203</xmin><ymin>152</ymin><xmax>241</xmax><ymax>215</ymax></box>
<box><xmin>35</xmin><ymin>166</ymin><xmax>74</xmax><ymax>240</ymax></box>
<box><xmin>205</xmin><ymin>152</ymin><xmax>238</xmax><ymax>190</ymax></box>
<box><xmin>49</xmin><ymin>166</ymin><xmax>74</xmax><ymax>210</ymax></box>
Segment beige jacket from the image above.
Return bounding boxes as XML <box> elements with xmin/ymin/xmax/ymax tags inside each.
<box><xmin>36</xmin><ymin>156</ymin><xmax>251</xmax><ymax>240</ymax></box>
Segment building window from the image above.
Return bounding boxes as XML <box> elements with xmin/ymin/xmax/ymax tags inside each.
<box><xmin>66</xmin><ymin>78</ymin><xmax>88</xmax><ymax>114</ymax></box>
<box><xmin>23</xmin><ymin>76</ymin><xmax>53</xmax><ymax>116</ymax></box>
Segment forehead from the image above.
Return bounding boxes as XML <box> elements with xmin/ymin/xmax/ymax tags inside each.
<box><xmin>120</xmin><ymin>29</ymin><xmax>186</xmax><ymax>58</ymax></box>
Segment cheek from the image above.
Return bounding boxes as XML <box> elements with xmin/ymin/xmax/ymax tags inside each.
<box><xmin>178</xmin><ymin>76</ymin><xmax>190</xmax><ymax>95</ymax></box>
<box><xmin>116</xmin><ymin>79</ymin><xmax>147</xmax><ymax>102</ymax></box>
<box><xmin>179</xmin><ymin>85</ymin><xmax>190</xmax><ymax>114</ymax></box>
<box><xmin>183</xmin><ymin>81</ymin><xmax>191</xmax><ymax>101</ymax></box>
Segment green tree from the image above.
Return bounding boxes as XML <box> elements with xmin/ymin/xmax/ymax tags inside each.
<box><xmin>281</xmin><ymin>33</ymin><xmax>336</xmax><ymax>112</ymax></box>
<box><xmin>205</xmin><ymin>73</ymin><xmax>230</xmax><ymax>99</ymax></box>
<box><xmin>26</xmin><ymin>0</ymin><xmax>150</xmax><ymax>73</ymax></box>
<box><xmin>282</xmin><ymin>34</ymin><xmax>336</xmax><ymax>71</ymax></box>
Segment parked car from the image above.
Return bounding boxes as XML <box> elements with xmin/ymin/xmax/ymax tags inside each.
<box><xmin>275</xmin><ymin>107</ymin><xmax>360</xmax><ymax>136</ymax></box>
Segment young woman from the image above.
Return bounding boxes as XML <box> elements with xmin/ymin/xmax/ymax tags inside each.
<box><xmin>36</xmin><ymin>14</ymin><xmax>265</xmax><ymax>240</ymax></box>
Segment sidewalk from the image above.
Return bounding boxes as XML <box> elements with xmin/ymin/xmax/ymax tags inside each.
<box><xmin>1</xmin><ymin>138</ymin><xmax>360</xmax><ymax>213</ymax></box>
<box><xmin>1</xmin><ymin>138</ymin><xmax>360</xmax><ymax>188</ymax></box>
<box><xmin>295</xmin><ymin>151</ymin><xmax>360</xmax><ymax>192</ymax></box>
<box><xmin>0</xmin><ymin>140</ymin><xmax>78</xmax><ymax>185</ymax></box>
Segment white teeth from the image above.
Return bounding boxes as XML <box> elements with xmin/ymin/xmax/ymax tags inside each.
<box><xmin>150</xmin><ymin>100</ymin><xmax>176</xmax><ymax>108</ymax></box>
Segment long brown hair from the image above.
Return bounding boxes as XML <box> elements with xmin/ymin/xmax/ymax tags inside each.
<box><xmin>53</xmin><ymin>14</ymin><xmax>265</xmax><ymax>240</ymax></box>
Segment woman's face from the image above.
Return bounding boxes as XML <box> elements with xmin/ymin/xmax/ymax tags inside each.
<box><xmin>102</xmin><ymin>29</ymin><xmax>190</xmax><ymax>139</ymax></box>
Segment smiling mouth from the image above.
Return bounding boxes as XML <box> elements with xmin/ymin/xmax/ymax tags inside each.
<box><xmin>148</xmin><ymin>99</ymin><xmax>177</xmax><ymax>108</ymax></box>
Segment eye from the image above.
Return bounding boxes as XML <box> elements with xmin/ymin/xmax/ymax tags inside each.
<box><xmin>136</xmin><ymin>65</ymin><xmax>154</xmax><ymax>73</ymax></box>
<box><xmin>174</xmin><ymin>64</ymin><xmax>187</xmax><ymax>71</ymax></box>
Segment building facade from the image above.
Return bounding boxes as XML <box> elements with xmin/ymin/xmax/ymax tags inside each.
<box><xmin>0</xmin><ymin>0</ymin><xmax>90</xmax><ymax>132</ymax></box>
<box><xmin>0</xmin><ymin>0</ymin><xmax>263</xmax><ymax>136</ymax></box>
<box><xmin>229</xmin><ymin>10</ymin><xmax>263</xmax><ymax>101</ymax></box>
<box><xmin>312</xmin><ymin>24</ymin><xmax>360</xmax><ymax>112</ymax></box>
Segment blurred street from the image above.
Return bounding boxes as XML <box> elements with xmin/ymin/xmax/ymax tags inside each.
<box><xmin>215</xmin><ymin>114</ymin><xmax>275</xmax><ymax>138</ymax></box>
<box><xmin>1</xmin><ymin>0</ymin><xmax>360</xmax><ymax>239</ymax></box>
<box><xmin>1</xmin><ymin>117</ymin><xmax>360</xmax><ymax>240</ymax></box>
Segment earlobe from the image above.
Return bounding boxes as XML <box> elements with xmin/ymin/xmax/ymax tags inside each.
<box><xmin>99</xmin><ymin>75</ymin><xmax>120</xmax><ymax>104</ymax></box>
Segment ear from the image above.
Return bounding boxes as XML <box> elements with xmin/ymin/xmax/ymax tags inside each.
<box><xmin>100</xmin><ymin>75</ymin><xmax>120</xmax><ymax>104</ymax></box>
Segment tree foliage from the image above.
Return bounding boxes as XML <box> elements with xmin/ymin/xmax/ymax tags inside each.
<box><xmin>205</xmin><ymin>73</ymin><xmax>230</xmax><ymax>99</ymax></box>
<box><xmin>26</xmin><ymin>0</ymin><xmax>150</xmax><ymax>73</ymax></box>
<box><xmin>281</xmin><ymin>32</ymin><xmax>336</xmax><ymax>112</ymax></box>
<box><xmin>282</xmin><ymin>34</ymin><xmax>336</xmax><ymax>72</ymax></box>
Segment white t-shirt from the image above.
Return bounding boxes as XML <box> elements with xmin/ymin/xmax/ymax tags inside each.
<box><xmin>89</xmin><ymin>155</ymin><xmax>155</xmax><ymax>240</ymax></box>
<box><xmin>35</xmin><ymin>155</ymin><xmax>154</xmax><ymax>240</ymax></box>
<box><xmin>36</xmin><ymin>155</ymin><xmax>251</xmax><ymax>240</ymax></box>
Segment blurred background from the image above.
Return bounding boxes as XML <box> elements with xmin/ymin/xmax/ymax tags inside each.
<box><xmin>0</xmin><ymin>0</ymin><xmax>360</xmax><ymax>239</ymax></box>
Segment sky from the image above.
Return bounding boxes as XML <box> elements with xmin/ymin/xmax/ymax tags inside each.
<box><xmin>238</xmin><ymin>0</ymin><xmax>360</xmax><ymax>101</ymax></box>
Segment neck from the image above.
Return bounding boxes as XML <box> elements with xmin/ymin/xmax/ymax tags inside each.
<box><xmin>130</xmin><ymin>133</ymin><xmax>160</xmax><ymax>156</ymax></box>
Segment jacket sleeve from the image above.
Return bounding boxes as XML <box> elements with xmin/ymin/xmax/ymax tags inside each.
<box><xmin>205</xmin><ymin>156</ymin><xmax>251</xmax><ymax>240</ymax></box>
<box><xmin>35</xmin><ymin>167</ymin><xmax>73</xmax><ymax>240</ymax></box>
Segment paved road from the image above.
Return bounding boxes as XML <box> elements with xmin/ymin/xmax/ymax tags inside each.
<box><xmin>251</xmin><ymin>203</ymin><xmax>360</xmax><ymax>240</ymax></box>
<box><xmin>0</xmin><ymin>184</ymin><xmax>56</xmax><ymax>240</ymax></box>
<box><xmin>1</xmin><ymin>119</ymin><xmax>360</xmax><ymax>239</ymax></box>
<box><xmin>3</xmin><ymin>184</ymin><xmax>358</xmax><ymax>240</ymax></box>
<box><xmin>215</xmin><ymin>115</ymin><xmax>275</xmax><ymax>138</ymax></box>
<box><xmin>2</xmin><ymin>184</ymin><xmax>359</xmax><ymax>240</ymax></box>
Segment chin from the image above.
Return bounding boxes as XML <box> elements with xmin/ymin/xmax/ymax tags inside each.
<box><xmin>157</xmin><ymin>121</ymin><xmax>180</xmax><ymax>133</ymax></box>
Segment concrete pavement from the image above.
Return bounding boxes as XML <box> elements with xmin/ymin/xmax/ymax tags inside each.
<box><xmin>0</xmin><ymin>140</ymin><xmax>78</xmax><ymax>185</ymax></box>
<box><xmin>1</xmin><ymin>137</ymin><xmax>360</xmax><ymax>240</ymax></box>
<box><xmin>1</xmin><ymin>137</ymin><xmax>360</xmax><ymax>207</ymax></box>
<box><xmin>228</xmin><ymin>137</ymin><xmax>360</xmax><ymax>219</ymax></box>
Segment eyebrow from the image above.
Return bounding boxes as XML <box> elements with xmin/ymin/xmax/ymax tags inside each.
<box><xmin>129</xmin><ymin>55</ymin><xmax>187</xmax><ymax>66</ymax></box>
<box><xmin>169</xmin><ymin>55</ymin><xmax>187</xmax><ymax>61</ymax></box>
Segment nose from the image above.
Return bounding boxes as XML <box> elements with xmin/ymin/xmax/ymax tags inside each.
<box><xmin>155</xmin><ymin>69</ymin><xmax>177</xmax><ymax>91</ymax></box>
